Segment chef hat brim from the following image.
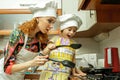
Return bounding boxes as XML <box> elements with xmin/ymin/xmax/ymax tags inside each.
<box><xmin>58</xmin><ymin>14</ymin><xmax>82</xmax><ymax>30</ymax></box>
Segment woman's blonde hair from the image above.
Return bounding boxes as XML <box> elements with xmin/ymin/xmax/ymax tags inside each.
<box><xmin>18</xmin><ymin>18</ymin><xmax>48</xmax><ymax>49</ymax></box>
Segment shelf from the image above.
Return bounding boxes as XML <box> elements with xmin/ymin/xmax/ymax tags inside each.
<box><xmin>0</xmin><ymin>30</ymin><xmax>60</xmax><ymax>36</ymax></box>
<box><xmin>0</xmin><ymin>30</ymin><xmax>12</xmax><ymax>36</ymax></box>
<box><xmin>0</xmin><ymin>50</ymin><xmax>3</xmax><ymax>54</ymax></box>
<box><xmin>0</xmin><ymin>9</ymin><xmax>62</xmax><ymax>15</ymax></box>
<box><xmin>74</xmin><ymin>23</ymin><xmax>120</xmax><ymax>38</ymax></box>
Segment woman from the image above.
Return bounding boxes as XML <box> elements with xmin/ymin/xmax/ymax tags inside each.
<box><xmin>39</xmin><ymin>14</ymin><xmax>86</xmax><ymax>80</ymax></box>
<box><xmin>0</xmin><ymin>1</ymin><xmax>57</xmax><ymax>80</ymax></box>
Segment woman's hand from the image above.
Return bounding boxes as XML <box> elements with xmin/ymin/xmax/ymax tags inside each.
<box><xmin>11</xmin><ymin>55</ymin><xmax>48</xmax><ymax>73</ymax></box>
<box><xmin>30</xmin><ymin>55</ymin><xmax>48</xmax><ymax>67</ymax></box>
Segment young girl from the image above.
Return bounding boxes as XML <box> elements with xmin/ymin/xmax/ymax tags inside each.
<box><xmin>40</xmin><ymin>14</ymin><xmax>86</xmax><ymax>80</ymax></box>
<box><xmin>0</xmin><ymin>1</ymin><xmax>57</xmax><ymax>80</ymax></box>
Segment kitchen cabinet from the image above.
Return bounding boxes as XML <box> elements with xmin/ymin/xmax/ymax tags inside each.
<box><xmin>78</xmin><ymin>0</ymin><xmax>96</xmax><ymax>10</ymax></box>
<box><xmin>78</xmin><ymin>0</ymin><xmax>120</xmax><ymax>22</ymax></box>
<box><xmin>96</xmin><ymin>0</ymin><xmax>120</xmax><ymax>23</ymax></box>
<box><xmin>75</xmin><ymin>0</ymin><xmax>120</xmax><ymax>38</ymax></box>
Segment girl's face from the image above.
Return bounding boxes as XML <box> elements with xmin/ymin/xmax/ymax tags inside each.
<box><xmin>61</xmin><ymin>27</ymin><xmax>77</xmax><ymax>38</ymax></box>
<box><xmin>37</xmin><ymin>17</ymin><xmax>56</xmax><ymax>34</ymax></box>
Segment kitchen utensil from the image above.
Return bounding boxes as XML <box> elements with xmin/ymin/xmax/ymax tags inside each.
<box><xmin>40</xmin><ymin>53</ymin><xmax>75</xmax><ymax>68</ymax></box>
<box><xmin>56</xmin><ymin>44</ymin><xmax>81</xmax><ymax>49</ymax></box>
<box><xmin>48</xmin><ymin>58</ymin><xmax>75</xmax><ymax>68</ymax></box>
<box><xmin>32</xmin><ymin>53</ymin><xmax>75</xmax><ymax>73</ymax></box>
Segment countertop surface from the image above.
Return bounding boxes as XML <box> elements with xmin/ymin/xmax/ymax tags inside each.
<box><xmin>24</xmin><ymin>73</ymin><xmax>40</xmax><ymax>79</ymax></box>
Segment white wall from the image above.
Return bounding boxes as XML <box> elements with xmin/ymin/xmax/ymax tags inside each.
<box><xmin>62</xmin><ymin>0</ymin><xmax>79</xmax><ymax>14</ymax></box>
<box><xmin>0</xmin><ymin>36</ymin><xmax>9</xmax><ymax>50</ymax></box>
<box><xmin>74</xmin><ymin>38</ymin><xmax>99</xmax><ymax>54</ymax></box>
<box><xmin>0</xmin><ymin>14</ymin><xmax>32</xmax><ymax>30</ymax></box>
<box><xmin>99</xmin><ymin>26</ymin><xmax>120</xmax><ymax>59</ymax></box>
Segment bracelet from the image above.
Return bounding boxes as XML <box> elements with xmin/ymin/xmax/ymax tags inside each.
<box><xmin>47</xmin><ymin>41</ymin><xmax>53</xmax><ymax>44</ymax></box>
<box><xmin>39</xmin><ymin>53</ymin><xmax>44</xmax><ymax>56</ymax></box>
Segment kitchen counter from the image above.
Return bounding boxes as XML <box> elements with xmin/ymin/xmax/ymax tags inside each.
<box><xmin>24</xmin><ymin>73</ymin><xmax>40</xmax><ymax>80</ymax></box>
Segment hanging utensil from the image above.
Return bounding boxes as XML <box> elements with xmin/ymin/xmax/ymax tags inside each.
<box><xmin>56</xmin><ymin>44</ymin><xmax>82</xmax><ymax>49</ymax></box>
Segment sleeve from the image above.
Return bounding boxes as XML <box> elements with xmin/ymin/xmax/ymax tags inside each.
<box><xmin>4</xmin><ymin>29</ymin><xmax>23</xmax><ymax>74</ymax></box>
<box><xmin>48</xmin><ymin>36</ymin><xmax>59</xmax><ymax>44</ymax></box>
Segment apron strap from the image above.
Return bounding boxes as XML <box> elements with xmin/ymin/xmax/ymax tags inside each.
<box><xmin>22</xmin><ymin>34</ymin><xmax>41</xmax><ymax>54</ymax></box>
<box><xmin>22</xmin><ymin>34</ymin><xmax>28</xmax><ymax>48</ymax></box>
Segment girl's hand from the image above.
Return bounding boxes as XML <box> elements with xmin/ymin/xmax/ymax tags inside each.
<box><xmin>46</xmin><ymin>43</ymin><xmax>56</xmax><ymax>50</ymax></box>
<box><xmin>43</xmin><ymin>43</ymin><xmax>56</xmax><ymax>55</ymax></box>
<box><xmin>73</xmin><ymin>72</ymin><xmax>86</xmax><ymax>77</ymax></box>
<box><xmin>30</xmin><ymin>55</ymin><xmax>48</xmax><ymax>67</ymax></box>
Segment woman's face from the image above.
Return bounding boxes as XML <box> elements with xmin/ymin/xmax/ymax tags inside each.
<box><xmin>61</xmin><ymin>27</ymin><xmax>77</xmax><ymax>38</ymax></box>
<box><xmin>37</xmin><ymin>17</ymin><xmax>56</xmax><ymax>34</ymax></box>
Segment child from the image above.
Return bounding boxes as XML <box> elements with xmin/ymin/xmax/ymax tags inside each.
<box><xmin>0</xmin><ymin>1</ymin><xmax>57</xmax><ymax>80</ymax></box>
<box><xmin>39</xmin><ymin>14</ymin><xmax>86</xmax><ymax>80</ymax></box>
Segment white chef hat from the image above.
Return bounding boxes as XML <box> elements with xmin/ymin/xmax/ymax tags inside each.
<box><xmin>29</xmin><ymin>0</ymin><xmax>57</xmax><ymax>18</ymax></box>
<box><xmin>58</xmin><ymin>14</ymin><xmax>82</xmax><ymax>30</ymax></box>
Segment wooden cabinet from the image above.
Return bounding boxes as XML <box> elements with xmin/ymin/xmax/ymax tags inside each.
<box><xmin>96</xmin><ymin>0</ymin><xmax>120</xmax><ymax>23</ymax></box>
<box><xmin>78</xmin><ymin>0</ymin><xmax>120</xmax><ymax>23</ymax></box>
<box><xmin>75</xmin><ymin>0</ymin><xmax>120</xmax><ymax>38</ymax></box>
<box><xmin>78</xmin><ymin>0</ymin><xmax>96</xmax><ymax>10</ymax></box>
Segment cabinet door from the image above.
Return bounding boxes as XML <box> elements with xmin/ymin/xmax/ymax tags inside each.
<box><xmin>77</xmin><ymin>10</ymin><xmax>97</xmax><ymax>31</ymax></box>
<box><xmin>0</xmin><ymin>0</ymin><xmax>62</xmax><ymax>9</ymax></box>
<box><xmin>78</xmin><ymin>0</ymin><xmax>96</xmax><ymax>10</ymax></box>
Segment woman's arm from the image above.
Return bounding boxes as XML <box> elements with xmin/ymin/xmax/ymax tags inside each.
<box><xmin>71</xmin><ymin>55</ymin><xmax>77</xmax><ymax>76</ymax></box>
<box><xmin>4</xmin><ymin>29</ymin><xmax>23</xmax><ymax>74</ymax></box>
<box><xmin>11</xmin><ymin>55</ymin><xmax>48</xmax><ymax>73</ymax></box>
<box><xmin>4</xmin><ymin>29</ymin><xmax>47</xmax><ymax>74</ymax></box>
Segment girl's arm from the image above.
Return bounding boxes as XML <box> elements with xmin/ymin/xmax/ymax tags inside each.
<box><xmin>71</xmin><ymin>52</ymin><xmax>86</xmax><ymax>77</ymax></box>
